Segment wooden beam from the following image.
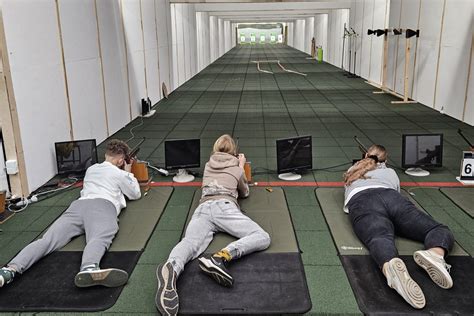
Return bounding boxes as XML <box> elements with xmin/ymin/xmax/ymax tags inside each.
<box><xmin>55</xmin><ymin>0</ymin><xmax>74</xmax><ymax>140</ymax></box>
<box><xmin>94</xmin><ymin>0</ymin><xmax>110</xmax><ymax>137</ymax></box>
<box><xmin>120</xmin><ymin>0</ymin><xmax>133</xmax><ymax>120</ymax></box>
<box><xmin>0</xmin><ymin>8</ymin><xmax>29</xmax><ymax>196</ymax></box>
<box><xmin>432</xmin><ymin>0</ymin><xmax>446</xmax><ymax>109</ymax></box>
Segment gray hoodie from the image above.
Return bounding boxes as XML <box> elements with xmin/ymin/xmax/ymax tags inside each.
<box><xmin>200</xmin><ymin>152</ymin><xmax>249</xmax><ymax>206</ymax></box>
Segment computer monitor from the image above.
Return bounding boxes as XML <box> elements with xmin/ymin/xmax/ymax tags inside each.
<box><xmin>165</xmin><ymin>138</ymin><xmax>200</xmax><ymax>183</ymax></box>
<box><xmin>402</xmin><ymin>133</ymin><xmax>443</xmax><ymax>177</ymax></box>
<box><xmin>55</xmin><ymin>139</ymin><xmax>98</xmax><ymax>176</ymax></box>
<box><xmin>276</xmin><ymin>135</ymin><xmax>312</xmax><ymax>181</ymax></box>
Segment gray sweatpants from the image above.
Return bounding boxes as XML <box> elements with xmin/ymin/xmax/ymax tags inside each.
<box><xmin>9</xmin><ymin>198</ymin><xmax>118</xmax><ymax>273</ymax></box>
<box><xmin>168</xmin><ymin>199</ymin><xmax>271</xmax><ymax>276</ymax></box>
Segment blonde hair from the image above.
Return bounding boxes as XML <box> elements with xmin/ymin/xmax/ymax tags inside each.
<box><xmin>344</xmin><ymin>144</ymin><xmax>387</xmax><ymax>186</ymax></box>
<box><xmin>213</xmin><ymin>134</ymin><xmax>237</xmax><ymax>155</ymax></box>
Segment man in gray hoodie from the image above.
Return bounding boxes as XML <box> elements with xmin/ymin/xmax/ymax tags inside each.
<box><xmin>155</xmin><ymin>134</ymin><xmax>271</xmax><ymax>316</ymax></box>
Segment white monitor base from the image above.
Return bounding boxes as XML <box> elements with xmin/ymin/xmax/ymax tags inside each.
<box><xmin>173</xmin><ymin>169</ymin><xmax>195</xmax><ymax>183</ymax></box>
<box><xmin>278</xmin><ymin>172</ymin><xmax>302</xmax><ymax>181</ymax></box>
<box><xmin>142</xmin><ymin>109</ymin><xmax>156</xmax><ymax>118</ymax></box>
<box><xmin>456</xmin><ymin>176</ymin><xmax>474</xmax><ymax>185</ymax></box>
<box><xmin>405</xmin><ymin>168</ymin><xmax>430</xmax><ymax>177</ymax></box>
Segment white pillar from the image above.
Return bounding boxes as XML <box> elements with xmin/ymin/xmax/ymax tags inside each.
<box><xmin>294</xmin><ymin>19</ymin><xmax>306</xmax><ymax>52</ymax></box>
<box><xmin>224</xmin><ymin>20</ymin><xmax>231</xmax><ymax>53</ymax></box>
<box><xmin>305</xmin><ymin>17</ymin><xmax>315</xmax><ymax>55</ymax></box>
<box><xmin>209</xmin><ymin>16</ymin><xmax>218</xmax><ymax>62</ymax></box>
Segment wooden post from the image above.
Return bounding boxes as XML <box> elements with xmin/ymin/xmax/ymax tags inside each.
<box><xmin>373</xmin><ymin>33</ymin><xmax>389</xmax><ymax>94</ymax></box>
<box><xmin>392</xmin><ymin>37</ymin><xmax>417</xmax><ymax>104</ymax></box>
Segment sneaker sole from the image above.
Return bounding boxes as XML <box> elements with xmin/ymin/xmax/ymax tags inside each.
<box><xmin>198</xmin><ymin>257</ymin><xmax>233</xmax><ymax>287</ymax></box>
<box><xmin>414</xmin><ymin>252</ymin><xmax>452</xmax><ymax>289</ymax></box>
<box><xmin>74</xmin><ymin>268</ymin><xmax>128</xmax><ymax>288</ymax></box>
<box><xmin>155</xmin><ymin>263</ymin><xmax>178</xmax><ymax>316</ymax></box>
<box><xmin>388</xmin><ymin>258</ymin><xmax>425</xmax><ymax>309</ymax></box>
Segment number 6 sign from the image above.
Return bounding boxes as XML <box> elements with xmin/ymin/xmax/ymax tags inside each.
<box><xmin>460</xmin><ymin>151</ymin><xmax>474</xmax><ymax>180</ymax></box>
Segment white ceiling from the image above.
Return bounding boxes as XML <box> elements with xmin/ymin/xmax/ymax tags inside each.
<box><xmin>171</xmin><ymin>1</ymin><xmax>350</xmax><ymax>23</ymax></box>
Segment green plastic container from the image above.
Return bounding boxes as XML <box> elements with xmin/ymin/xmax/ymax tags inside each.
<box><xmin>317</xmin><ymin>47</ymin><xmax>323</xmax><ymax>63</ymax></box>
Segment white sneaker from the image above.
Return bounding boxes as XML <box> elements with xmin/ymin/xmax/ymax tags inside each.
<box><xmin>414</xmin><ymin>250</ymin><xmax>453</xmax><ymax>289</ymax></box>
<box><xmin>385</xmin><ymin>258</ymin><xmax>426</xmax><ymax>309</ymax></box>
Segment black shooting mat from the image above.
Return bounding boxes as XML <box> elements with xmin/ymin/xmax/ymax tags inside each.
<box><xmin>177</xmin><ymin>252</ymin><xmax>311</xmax><ymax>315</ymax></box>
<box><xmin>176</xmin><ymin>188</ymin><xmax>311</xmax><ymax>314</ymax></box>
<box><xmin>0</xmin><ymin>251</ymin><xmax>140</xmax><ymax>312</ymax></box>
<box><xmin>340</xmin><ymin>255</ymin><xmax>474</xmax><ymax>315</ymax></box>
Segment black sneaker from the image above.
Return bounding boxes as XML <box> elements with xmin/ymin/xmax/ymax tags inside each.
<box><xmin>0</xmin><ymin>267</ymin><xmax>16</xmax><ymax>287</ymax></box>
<box><xmin>155</xmin><ymin>262</ymin><xmax>179</xmax><ymax>316</ymax></box>
<box><xmin>74</xmin><ymin>265</ymin><xmax>128</xmax><ymax>288</ymax></box>
<box><xmin>198</xmin><ymin>255</ymin><xmax>234</xmax><ymax>287</ymax></box>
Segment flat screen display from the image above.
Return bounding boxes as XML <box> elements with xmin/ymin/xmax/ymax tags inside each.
<box><xmin>165</xmin><ymin>139</ymin><xmax>200</xmax><ymax>170</ymax></box>
<box><xmin>402</xmin><ymin>134</ymin><xmax>443</xmax><ymax>168</ymax></box>
<box><xmin>55</xmin><ymin>139</ymin><xmax>98</xmax><ymax>175</ymax></box>
<box><xmin>276</xmin><ymin>135</ymin><xmax>312</xmax><ymax>174</ymax></box>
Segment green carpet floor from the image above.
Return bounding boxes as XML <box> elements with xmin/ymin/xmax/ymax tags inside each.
<box><xmin>1</xmin><ymin>44</ymin><xmax>473</xmax><ymax>315</ymax></box>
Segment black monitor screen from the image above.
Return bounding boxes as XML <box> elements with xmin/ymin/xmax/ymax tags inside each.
<box><xmin>276</xmin><ymin>135</ymin><xmax>312</xmax><ymax>174</ymax></box>
<box><xmin>165</xmin><ymin>139</ymin><xmax>200</xmax><ymax>170</ymax></box>
<box><xmin>402</xmin><ymin>134</ymin><xmax>443</xmax><ymax>168</ymax></box>
<box><xmin>55</xmin><ymin>139</ymin><xmax>98</xmax><ymax>175</ymax></box>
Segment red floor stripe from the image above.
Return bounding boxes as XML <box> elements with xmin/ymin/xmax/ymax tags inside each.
<box><xmin>146</xmin><ymin>181</ymin><xmax>470</xmax><ymax>188</ymax></box>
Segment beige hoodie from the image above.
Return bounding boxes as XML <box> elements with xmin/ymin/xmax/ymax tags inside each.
<box><xmin>199</xmin><ymin>152</ymin><xmax>249</xmax><ymax>206</ymax></box>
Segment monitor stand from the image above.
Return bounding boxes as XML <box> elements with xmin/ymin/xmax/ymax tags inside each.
<box><xmin>173</xmin><ymin>169</ymin><xmax>195</xmax><ymax>183</ymax></box>
<box><xmin>278</xmin><ymin>172</ymin><xmax>302</xmax><ymax>181</ymax></box>
<box><xmin>405</xmin><ymin>168</ymin><xmax>430</xmax><ymax>177</ymax></box>
<box><xmin>142</xmin><ymin>109</ymin><xmax>156</xmax><ymax>118</ymax></box>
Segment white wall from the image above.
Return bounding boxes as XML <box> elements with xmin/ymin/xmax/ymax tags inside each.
<box><xmin>58</xmin><ymin>0</ymin><xmax>108</xmax><ymax>142</ymax></box>
<box><xmin>142</xmin><ymin>0</ymin><xmax>161</xmax><ymax>103</ymax></box>
<box><xmin>232</xmin><ymin>23</ymin><xmax>237</xmax><ymax>48</ymax></box>
<box><xmin>121</xmin><ymin>0</ymin><xmax>146</xmax><ymax>118</ymax></box>
<box><xmin>2</xmin><ymin>0</ymin><xmax>71</xmax><ymax>191</ymax></box>
<box><xmin>218</xmin><ymin>18</ymin><xmax>225</xmax><ymax>56</ymax></box>
<box><xmin>294</xmin><ymin>19</ymin><xmax>306</xmax><ymax>52</ymax></box>
<box><xmin>326</xmin><ymin>9</ymin><xmax>350</xmax><ymax>69</ymax></box>
<box><xmin>1</xmin><ymin>0</ymin><xmax>175</xmax><ymax>193</ymax></box>
<box><xmin>171</xmin><ymin>3</ymin><xmax>199</xmax><ymax>88</ymax></box>
<box><xmin>209</xmin><ymin>15</ymin><xmax>218</xmax><ymax>62</ymax></box>
<box><xmin>224</xmin><ymin>20</ymin><xmax>231</xmax><ymax>53</ymax></box>
<box><xmin>314</xmin><ymin>14</ymin><xmax>328</xmax><ymax>61</ymax></box>
<box><xmin>156</xmin><ymin>0</ymin><xmax>173</xmax><ymax>91</ymax></box>
<box><xmin>96</xmin><ymin>0</ymin><xmax>131</xmax><ymax>135</ymax></box>
<box><xmin>434</xmin><ymin>0</ymin><xmax>473</xmax><ymax>121</ymax></box>
<box><xmin>305</xmin><ymin>17</ymin><xmax>315</xmax><ymax>54</ymax></box>
<box><xmin>196</xmin><ymin>11</ymin><xmax>210</xmax><ymax>72</ymax></box>
<box><xmin>287</xmin><ymin>22</ymin><xmax>294</xmax><ymax>46</ymax></box>
<box><xmin>349</xmin><ymin>0</ymin><xmax>474</xmax><ymax>126</ymax></box>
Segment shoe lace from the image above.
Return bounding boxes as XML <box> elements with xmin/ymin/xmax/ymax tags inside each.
<box><xmin>444</xmin><ymin>262</ymin><xmax>452</xmax><ymax>273</ymax></box>
<box><xmin>434</xmin><ymin>256</ymin><xmax>452</xmax><ymax>274</ymax></box>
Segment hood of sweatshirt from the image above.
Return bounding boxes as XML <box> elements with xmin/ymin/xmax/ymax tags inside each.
<box><xmin>207</xmin><ymin>152</ymin><xmax>239</xmax><ymax>169</ymax></box>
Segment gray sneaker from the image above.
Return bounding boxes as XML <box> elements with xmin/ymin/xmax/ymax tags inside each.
<box><xmin>385</xmin><ymin>258</ymin><xmax>425</xmax><ymax>309</ymax></box>
<box><xmin>0</xmin><ymin>267</ymin><xmax>16</xmax><ymax>287</ymax></box>
<box><xmin>74</xmin><ymin>264</ymin><xmax>128</xmax><ymax>288</ymax></box>
<box><xmin>414</xmin><ymin>250</ymin><xmax>453</xmax><ymax>289</ymax></box>
<box><xmin>155</xmin><ymin>262</ymin><xmax>179</xmax><ymax>316</ymax></box>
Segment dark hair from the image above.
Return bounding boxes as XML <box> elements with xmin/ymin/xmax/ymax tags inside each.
<box><xmin>344</xmin><ymin>144</ymin><xmax>387</xmax><ymax>185</ymax></box>
<box><xmin>105</xmin><ymin>139</ymin><xmax>130</xmax><ymax>157</ymax></box>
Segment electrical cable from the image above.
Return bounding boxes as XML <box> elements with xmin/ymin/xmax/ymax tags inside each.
<box><xmin>8</xmin><ymin>197</ymin><xmax>29</xmax><ymax>213</ymax></box>
<box><xmin>126</xmin><ymin>116</ymin><xmax>144</xmax><ymax>143</ymax></box>
<box><xmin>33</xmin><ymin>177</ymin><xmax>79</xmax><ymax>197</ymax></box>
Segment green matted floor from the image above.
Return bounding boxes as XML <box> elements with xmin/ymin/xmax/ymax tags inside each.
<box><xmin>1</xmin><ymin>44</ymin><xmax>473</xmax><ymax>315</ymax></box>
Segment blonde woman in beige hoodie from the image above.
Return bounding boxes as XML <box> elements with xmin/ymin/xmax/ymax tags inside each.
<box><xmin>155</xmin><ymin>134</ymin><xmax>271</xmax><ymax>316</ymax></box>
